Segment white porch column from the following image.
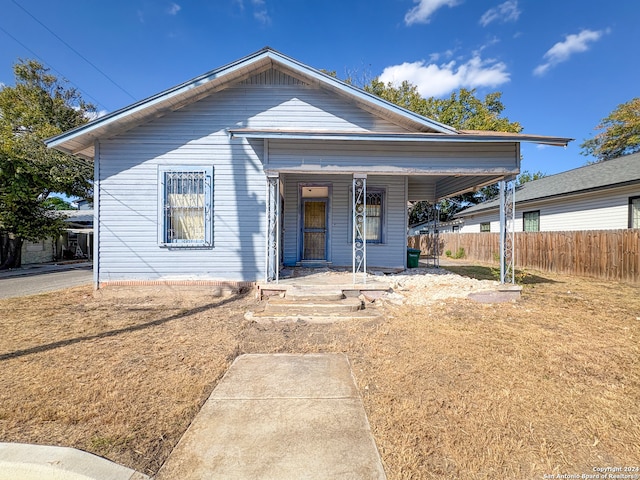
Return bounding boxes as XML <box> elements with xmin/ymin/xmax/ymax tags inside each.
<box><xmin>352</xmin><ymin>174</ymin><xmax>367</xmax><ymax>284</ymax></box>
<box><xmin>265</xmin><ymin>173</ymin><xmax>280</xmax><ymax>283</ymax></box>
<box><xmin>499</xmin><ymin>179</ymin><xmax>515</xmax><ymax>284</ymax></box>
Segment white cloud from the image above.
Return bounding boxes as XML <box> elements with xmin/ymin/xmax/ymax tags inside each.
<box><xmin>379</xmin><ymin>55</ymin><xmax>510</xmax><ymax>98</ymax></box>
<box><xmin>479</xmin><ymin>0</ymin><xmax>520</xmax><ymax>27</ymax></box>
<box><xmin>534</xmin><ymin>28</ymin><xmax>608</xmax><ymax>76</ymax></box>
<box><xmin>252</xmin><ymin>0</ymin><xmax>271</xmax><ymax>25</ymax></box>
<box><xmin>167</xmin><ymin>3</ymin><xmax>181</xmax><ymax>15</ymax></box>
<box><xmin>405</xmin><ymin>0</ymin><xmax>462</xmax><ymax>26</ymax></box>
<box><xmin>86</xmin><ymin>109</ymin><xmax>109</xmax><ymax>121</ymax></box>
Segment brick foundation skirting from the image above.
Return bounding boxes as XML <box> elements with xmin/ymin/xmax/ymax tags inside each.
<box><xmin>98</xmin><ymin>280</ymin><xmax>256</xmax><ymax>289</ymax></box>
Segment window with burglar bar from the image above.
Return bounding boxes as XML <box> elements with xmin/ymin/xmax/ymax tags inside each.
<box><xmin>351</xmin><ymin>188</ymin><xmax>385</xmax><ymax>243</ymax></box>
<box><xmin>159</xmin><ymin>167</ymin><xmax>212</xmax><ymax>246</ymax></box>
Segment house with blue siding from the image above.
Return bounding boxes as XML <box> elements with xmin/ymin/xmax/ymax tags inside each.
<box><xmin>46</xmin><ymin>48</ymin><xmax>570</xmax><ymax>288</ymax></box>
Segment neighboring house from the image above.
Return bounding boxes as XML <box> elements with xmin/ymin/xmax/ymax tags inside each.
<box><xmin>408</xmin><ymin>218</ymin><xmax>463</xmax><ymax>235</ymax></box>
<box><xmin>46</xmin><ymin>48</ymin><xmax>569</xmax><ymax>287</ymax></box>
<box><xmin>20</xmin><ymin>210</ymin><xmax>94</xmax><ymax>264</ymax></box>
<box><xmin>61</xmin><ymin>210</ymin><xmax>94</xmax><ymax>260</ymax></box>
<box><xmin>456</xmin><ymin>152</ymin><xmax>640</xmax><ymax>233</ymax></box>
<box><xmin>73</xmin><ymin>199</ymin><xmax>93</xmax><ymax>210</ymax></box>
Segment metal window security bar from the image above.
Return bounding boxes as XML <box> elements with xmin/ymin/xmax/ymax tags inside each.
<box><xmin>265</xmin><ymin>174</ymin><xmax>280</xmax><ymax>283</ymax></box>
<box><xmin>499</xmin><ymin>179</ymin><xmax>515</xmax><ymax>284</ymax></box>
<box><xmin>353</xmin><ymin>174</ymin><xmax>367</xmax><ymax>284</ymax></box>
<box><xmin>164</xmin><ymin>171</ymin><xmax>207</xmax><ymax>244</ymax></box>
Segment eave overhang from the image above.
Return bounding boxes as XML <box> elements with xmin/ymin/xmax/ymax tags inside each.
<box><xmin>229</xmin><ymin>128</ymin><xmax>572</xmax><ymax>146</ymax></box>
<box><xmin>45</xmin><ymin>47</ymin><xmax>460</xmax><ymax>160</ymax></box>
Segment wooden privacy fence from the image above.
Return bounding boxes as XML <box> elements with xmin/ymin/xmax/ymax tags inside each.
<box><xmin>408</xmin><ymin>230</ymin><xmax>640</xmax><ymax>283</ymax></box>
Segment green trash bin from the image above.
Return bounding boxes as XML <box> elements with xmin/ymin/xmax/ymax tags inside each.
<box><xmin>407</xmin><ymin>247</ymin><xmax>421</xmax><ymax>268</ymax></box>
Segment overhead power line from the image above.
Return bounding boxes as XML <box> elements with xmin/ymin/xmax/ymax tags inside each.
<box><xmin>0</xmin><ymin>23</ymin><xmax>107</xmax><ymax>112</ymax></box>
<box><xmin>10</xmin><ymin>0</ymin><xmax>137</xmax><ymax>101</ymax></box>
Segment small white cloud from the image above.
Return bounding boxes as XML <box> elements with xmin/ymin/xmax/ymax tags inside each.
<box><xmin>405</xmin><ymin>0</ymin><xmax>462</xmax><ymax>26</ymax></box>
<box><xmin>86</xmin><ymin>109</ymin><xmax>109</xmax><ymax>121</ymax></box>
<box><xmin>479</xmin><ymin>0</ymin><xmax>520</xmax><ymax>27</ymax></box>
<box><xmin>252</xmin><ymin>0</ymin><xmax>271</xmax><ymax>25</ymax></box>
<box><xmin>534</xmin><ymin>28</ymin><xmax>608</xmax><ymax>76</ymax></box>
<box><xmin>167</xmin><ymin>3</ymin><xmax>181</xmax><ymax>15</ymax></box>
<box><xmin>379</xmin><ymin>55</ymin><xmax>510</xmax><ymax>98</ymax></box>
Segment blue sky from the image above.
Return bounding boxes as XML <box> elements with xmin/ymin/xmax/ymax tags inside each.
<box><xmin>1</xmin><ymin>0</ymin><xmax>637</xmax><ymax>175</ymax></box>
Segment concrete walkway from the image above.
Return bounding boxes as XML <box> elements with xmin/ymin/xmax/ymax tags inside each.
<box><xmin>156</xmin><ymin>353</ymin><xmax>387</xmax><ymax>479</ymax></box>
<box><xmin>0</xmin><ymin>443</ymin><xmax>148</xmax><ymax>480</ymax></box>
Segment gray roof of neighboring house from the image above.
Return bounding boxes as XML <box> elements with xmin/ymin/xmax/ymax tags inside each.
<box><xmin>457</xmin><ymin>152</ymin><xmax>640</xmax><ymax>216</ymax></box>
<box><xmin>59</xmin><ymin>210</ymin><xmax>94</xmax><ymax>225</ymax></box>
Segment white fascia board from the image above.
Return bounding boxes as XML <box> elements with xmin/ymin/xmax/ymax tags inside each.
<box><xmin>228</xmin><ymin>129</ymin><xmax>560</xmax><ymax>145</ymax></box>
<box><xmin>46</xmin><ymin>50</ymin><xmax>275</xmax><ymax>152</ymax></box>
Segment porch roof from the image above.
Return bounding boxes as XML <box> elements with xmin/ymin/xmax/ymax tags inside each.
<box><xmin>229</xmin><ymin>128</ymin><xmax>572</xmax><ymax>147</ymax></box>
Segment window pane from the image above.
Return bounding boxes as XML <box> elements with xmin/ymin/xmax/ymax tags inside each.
<box><xmin>480</xmin><ymin>223</ymin><xmax>490</xmax><ymax>232</ymax></box>
<box><xmin>632</xmin><ymin>198</ymin><xmax>640</xmax><ymax>228</ymax></box>
<box><xmin>165</xmin><ymin>172</ymin><xmax>206</xmax><ymax>243</ymax></box>
<box><xmin>352</xmin><ymin>189</ymin><xmax>384</xmax><ymax>243</ymax></box>
<box><xmin>366</xmin><ymin>191</ymin><xmax>382</xmax><ymax>242</ymax></box>
<box><xmin>523</xmin><ymin>211</ymin><xmax>540</xmax><ymax>232</ymax></box>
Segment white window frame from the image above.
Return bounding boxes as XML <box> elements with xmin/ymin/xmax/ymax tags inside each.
<box><xmin>158</xmin><ymin>166</ymin><xmax>213</xmax><ymax>247</ymax></box>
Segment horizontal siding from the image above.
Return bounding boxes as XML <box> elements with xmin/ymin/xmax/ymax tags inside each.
<box><xmin>97</xmin><ymin>80</ymin><xmax>416</xmax><ymax>282</ymax></box>
<box><xmin>459</xmin><ymin>185</ymin><xmax>639</xmax><ymax>232</ymax></box>
<box><xmin>407</xmin><ymin>179</ymin><xmax>436</xmax><ymax>202</ymax></box>
<box><xmin>282</xmin><ymin>174</ymin><xmax>406</xmax><ymax>269</ymax></box>
<box><xmin>268</xmin><ymin>140</ymin><xmax>519</xmax><ymax>173</ymax></box>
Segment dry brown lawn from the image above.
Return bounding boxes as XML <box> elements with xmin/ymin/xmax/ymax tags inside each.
<box><xmin>0</xmin><ymin>267</ymin><xmax>639</xmax><ymax>479</ymax></box>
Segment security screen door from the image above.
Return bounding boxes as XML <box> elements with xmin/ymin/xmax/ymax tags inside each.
<box><xmin>302</xmin><ymin>199</ymin><xmax>327</xmax><ymax>260</ymax></box>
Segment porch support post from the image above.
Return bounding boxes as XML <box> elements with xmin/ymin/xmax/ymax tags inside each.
<box><xmin>353</xmin><ymin>174</ymin><xmax>367</xmax><ymax>284</ymax></box>
<box><xmin>265</xmin><ymin>173</ymin><xmax>280</xmax><ymax>283</ymax></box>
<box><xmin>499</xmin><ymin>178</ymin><xmax>515</xmax><ymax>284</ymax></box>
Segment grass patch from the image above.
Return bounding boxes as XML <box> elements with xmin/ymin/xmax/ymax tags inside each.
<box><xmin>0</xmin><ymin>274</ymin><xmax>639</xmax><ymax>478</ymax></box>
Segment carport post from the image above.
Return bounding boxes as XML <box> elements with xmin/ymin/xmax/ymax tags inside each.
<box><xmin>499</xmin><ymin>179</ymin><xmax>515</xmax><ymax>284</ymax></box>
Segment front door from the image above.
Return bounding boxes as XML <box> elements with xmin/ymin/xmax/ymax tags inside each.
<box><xmin>302</xmin><ymin>199</ymin><xmax>327</xmax><ymax>261</ymax></box>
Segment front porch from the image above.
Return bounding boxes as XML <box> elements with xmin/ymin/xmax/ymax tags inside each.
<box><xmin>264</xmin><ymin>171</ymin><xmax>519</xmax><ymax>285</ymax></box>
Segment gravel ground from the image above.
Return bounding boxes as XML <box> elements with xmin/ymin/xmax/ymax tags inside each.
<box><xmin>381</xmin><ymin>267</ymin><xmax>500</xmax><ymax>304</ymax></box>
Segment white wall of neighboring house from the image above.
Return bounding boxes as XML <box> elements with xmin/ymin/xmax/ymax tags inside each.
<box><xmin>459</xmin><ymin>185</ymin><xmax>639</xmax><ymax>233</ymax></box>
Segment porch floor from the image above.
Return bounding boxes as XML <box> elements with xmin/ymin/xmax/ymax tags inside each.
<box><xmin>257</xmin><ymin>267</ymin><xmax>396</xmax><ymax>293</ymax></box>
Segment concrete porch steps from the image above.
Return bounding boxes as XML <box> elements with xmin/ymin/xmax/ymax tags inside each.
<box><xmin>247</xmin><ymin>285</ymin><xmax>383</xmax><ymax>324</ymax></box>
<box><xmin>265</xmin><ymin>296</ymin><xmax>363</xmax><ymax>315</ymax></box>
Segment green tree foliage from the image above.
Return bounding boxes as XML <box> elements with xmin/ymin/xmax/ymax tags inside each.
<box><xmin>365</xmin><ymin>81</ymin><xmax>523</xmax><ymax>133</ymax></box>
<box><xmin>368</xmin><ymin>80</ymin><xmax>523</xmax><ymax>223</ymax></box>
<box><xmin>0</xmin><ymin>59</ymin><xmax>95</xmax><ymax>268</ymax></box>
<box><xmin>516</xmin><ymin>170</ymin><xmax>546</xmax><ymax>185</ymax></box>
<box><xmin>580</xmin><ymin>97</ymin><xmax>640</xmax><ymax>162</ymax></box>
<box><xmin>42</xmin><ymin>196</ymin><xmax>76</xmax><ymax>210</ymax></box>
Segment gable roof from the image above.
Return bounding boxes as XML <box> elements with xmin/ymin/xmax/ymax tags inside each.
<box><xmin>46</xmin><ymin>47</ymin><xmax>572</xmax><ymax>160</ymax></box>
<box><xmin>457</xmin><ymin>151</ymin><xmax>640</xmax><ymax>216</ymax></box>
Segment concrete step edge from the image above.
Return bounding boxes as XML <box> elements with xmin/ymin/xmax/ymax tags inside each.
<box><xmin>245</xmin><ymin>310</ymin><xmax>381</xmax><ymax>324</ymax></box>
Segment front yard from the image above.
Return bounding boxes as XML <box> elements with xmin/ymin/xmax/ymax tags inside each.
<box><xmin>0</xmin><ymin>266</ymin><xmax>638</xmax><ymax>479</ymax></box>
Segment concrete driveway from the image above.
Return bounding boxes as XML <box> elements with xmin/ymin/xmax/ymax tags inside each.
<box><xmin>0</xmin><ymin>263</ymin><xmax>92</xmax><ymax>299</ymax></box>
